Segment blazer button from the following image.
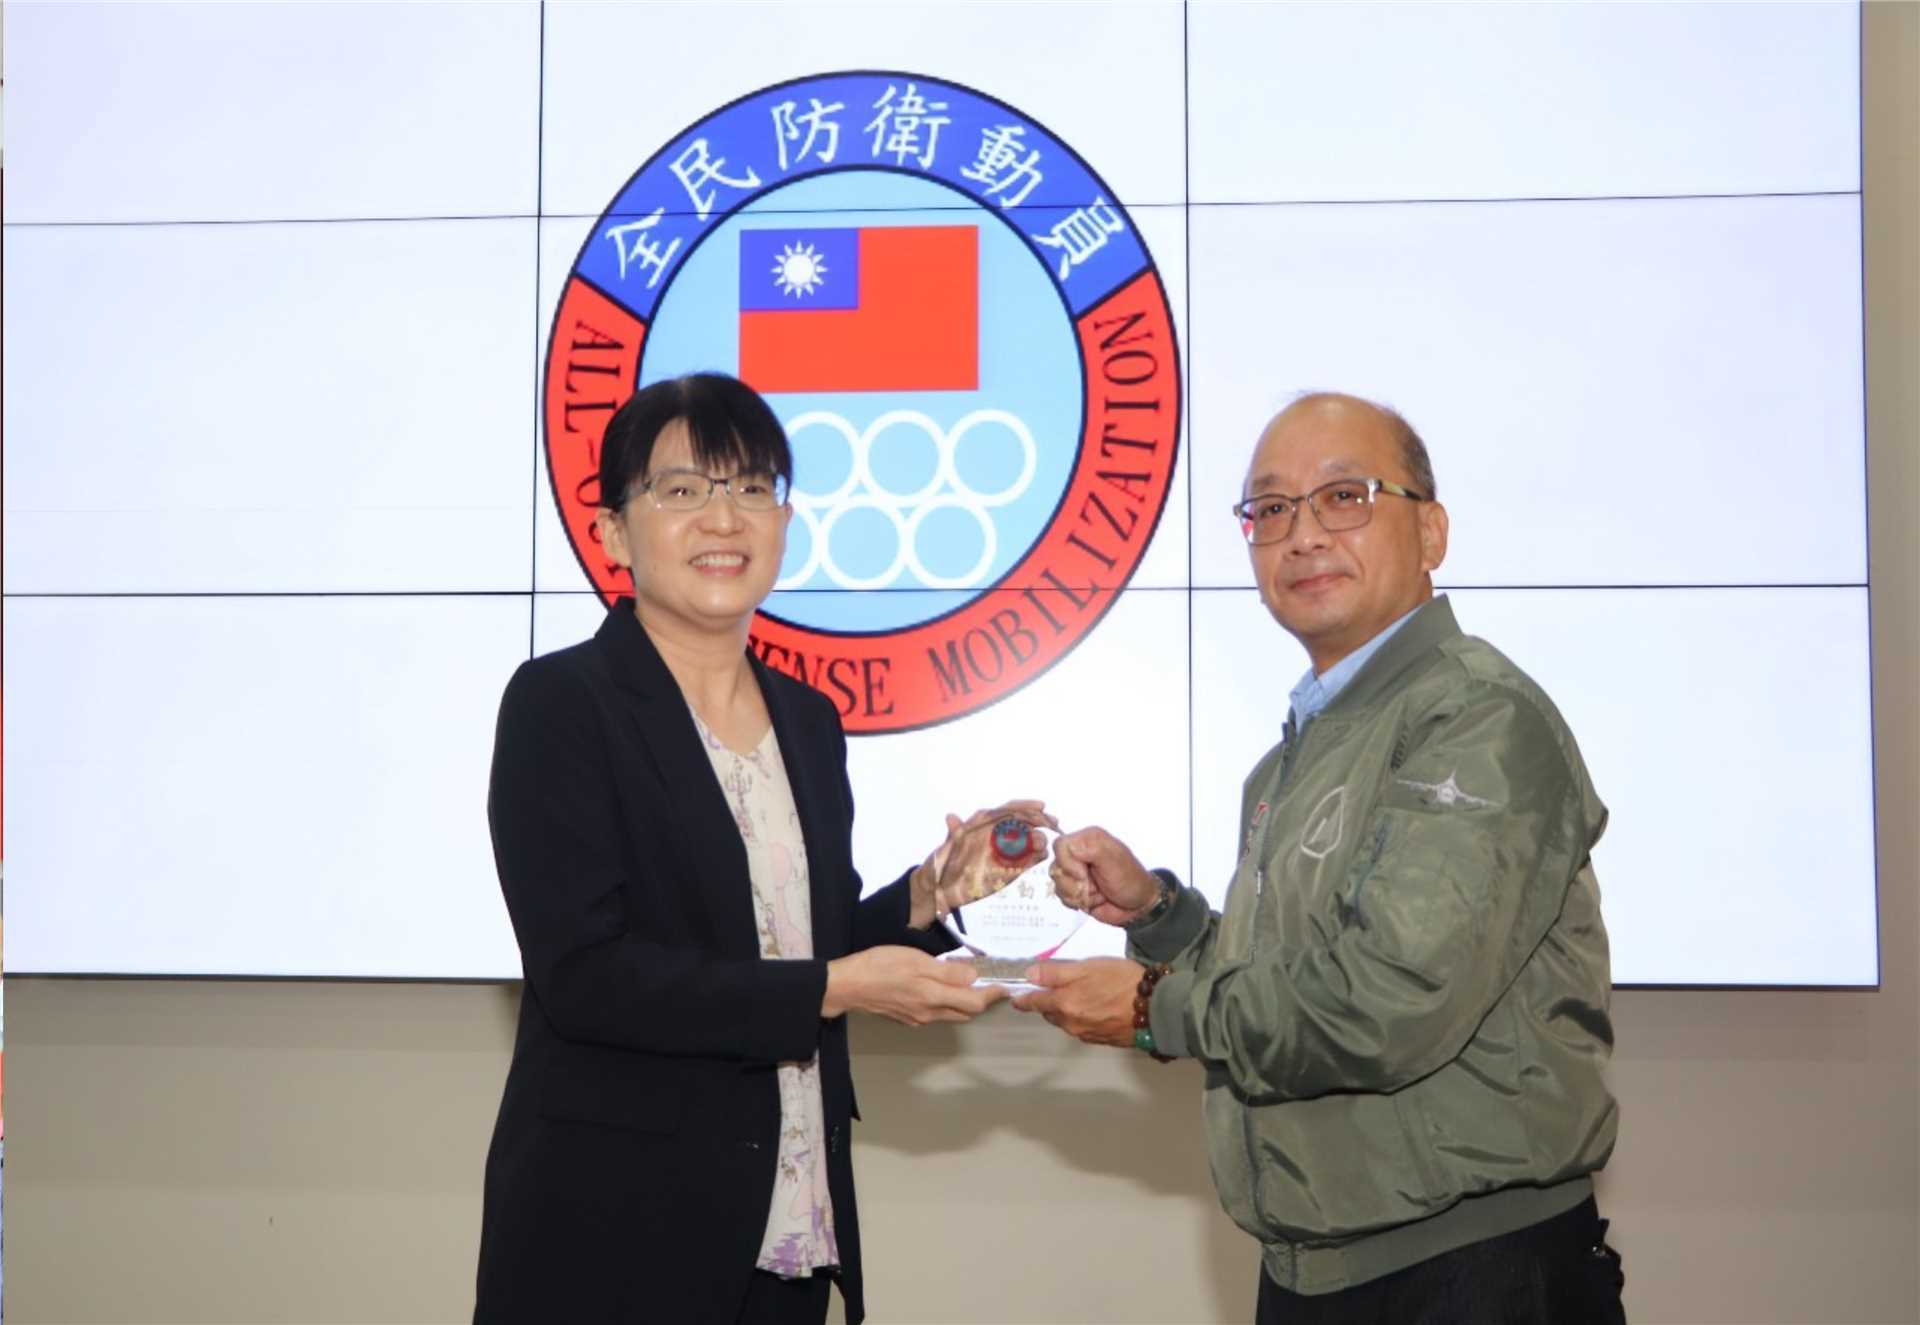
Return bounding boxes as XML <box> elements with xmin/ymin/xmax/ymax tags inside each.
<box><xmin>827</xmin><ymin>1127</ymin><xmax>842</xmax><ymax>1154</ymax></box>
<box><xmin>741</xmin><ymin>1139</ymin><xmax>763</xmax><ymax>1152</ymax></box>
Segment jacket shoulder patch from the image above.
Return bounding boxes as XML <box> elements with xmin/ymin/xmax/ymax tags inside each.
<box><xmin>1393</xmin><ymin>770</ymin><xmax>1497</xmax><ymax>810</ymax></box>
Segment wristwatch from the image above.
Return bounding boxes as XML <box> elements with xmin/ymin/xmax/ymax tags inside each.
<box><xmin>1123</xmin><ymin>869</ymin><xmax>1181</xmax><ymax>930</ymax></box>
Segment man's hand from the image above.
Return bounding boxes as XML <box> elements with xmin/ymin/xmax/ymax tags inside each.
<box><xmin>823</xmin><ymin>946</ymin><xmax>1009</xmax><ymax>1025</ymax></box>
<box><xmin>1049</xmin><ymin>827</ymin><xmax>1160</xmax><ymax>926</ymax></box>
<box><xmin>1010</xmin><ymin>958</ymin><xmax>1143</xmax><ymax>1047</ymax></box>
<box><xmin>909</xmin><ymin>799</ymin><xmax>1058</xmax><ymax>929</ymax></box>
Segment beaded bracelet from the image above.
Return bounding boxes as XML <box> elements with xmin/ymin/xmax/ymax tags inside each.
<box><xmin>1132</xmin><ymin>961</ymin><xmax>1175</xmax><ymax>1063</ymax></box>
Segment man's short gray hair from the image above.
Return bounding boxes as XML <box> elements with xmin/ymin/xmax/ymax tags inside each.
<box><xmin>1288</xmin><ymin>391</ymin><xmax>1437</xmax><ymax>501</ymax></box>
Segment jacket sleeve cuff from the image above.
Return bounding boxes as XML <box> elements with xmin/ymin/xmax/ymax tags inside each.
<box><xmin>761</xmin><ymin>956</ymin><xmax>833</xmax><ymax>1055</ymax></box>
<box><xmin>1149</xmin><ymin>969</ymin><xmax>1199</xmax><ymax>1060</ymax></box>
<box><xmin>854</xmin><ymin>867</ymin><xmax>960</xmax><ymax>955</ymax></box>
<box><xmin>1125</xmin><ymin>872</ymin><xmax>1209</xmax><ymax>962</ymax></box>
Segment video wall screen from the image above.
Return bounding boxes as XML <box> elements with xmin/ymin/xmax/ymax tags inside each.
<box><xmin>4</xmin><ymin>2</ymin><xmax>1872</xmax><ymax>985</ymax></box>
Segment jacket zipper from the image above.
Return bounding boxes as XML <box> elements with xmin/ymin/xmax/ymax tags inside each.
<box><xmin>1243</xmin><ymin>715</ymin><xmax>1308</xmax><ymax>1267</ymax></box>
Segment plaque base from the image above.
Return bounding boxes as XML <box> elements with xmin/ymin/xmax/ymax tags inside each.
<box><xmin>952</xmin><ymin>952</ymin><xmax>1041</xmax><ymax>989</ymax></box>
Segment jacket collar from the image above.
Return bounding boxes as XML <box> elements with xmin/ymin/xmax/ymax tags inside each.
<box><xmin>592</xmin><ymin>599</ymin><xmax>842</xmax><ymax>954</ymax></box>
<box><xmin>1318</xmin><ymin>594</ymin><xmax>1462</xmax><ymax>718</ymax></box>
<box><xmin>594</xmin><ymin>597</ymin><xmax>808</xmax><ymax>741</ymax></box>
<box><xmin>595</xmin><ymin>598</ymin><xmax>684</xmax><ymax>701</ymax></box>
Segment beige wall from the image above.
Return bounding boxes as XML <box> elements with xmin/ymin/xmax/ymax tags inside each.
<box><xmin>9</xmin><ymin>8</ymin><xmax>1916</xmax><ymax>1323</ymax></box>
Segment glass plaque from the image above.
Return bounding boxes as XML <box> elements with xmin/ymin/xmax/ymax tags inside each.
<box><xmin>938</xmin><ymin>817</ymin><xmax>1086</xmax><ymax>985</ymax></box>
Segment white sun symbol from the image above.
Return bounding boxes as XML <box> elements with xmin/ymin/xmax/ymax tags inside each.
<box><xmin>771</xmin><ymin>242</ymin><xmax>828</xmax><ymax>298</ymax></box>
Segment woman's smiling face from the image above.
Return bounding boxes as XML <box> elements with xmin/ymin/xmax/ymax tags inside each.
<box><xmin>598</xmin><ymin>419</ymin><xmax>793</xmax><ymax>637</ymax></box>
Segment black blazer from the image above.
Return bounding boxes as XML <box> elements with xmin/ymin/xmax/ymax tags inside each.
<box><xmin>474</xmin><ymin>602</ymin><xmax>949</xmax><ymax>1325</ymax></box>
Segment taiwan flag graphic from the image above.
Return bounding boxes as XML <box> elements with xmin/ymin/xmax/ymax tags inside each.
<box><xmin>738</xmin><ymin>225</ymin><xmax>978</xmax><ymax>393</ymax></box>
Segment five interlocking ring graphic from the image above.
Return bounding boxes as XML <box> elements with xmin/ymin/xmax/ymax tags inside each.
<box><xmin>777</xmin><ymin>408</ymin><xmax>1039</xmax><ymax>591</ymax></box>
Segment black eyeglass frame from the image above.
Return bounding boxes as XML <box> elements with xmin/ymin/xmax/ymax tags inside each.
<box><xmin>625</xmin><ymin>468</ymin><xmax>792</xmax><ymax>513</ymax></box>
<box><xmin>1231</xmin><ymin>477</ymin><xmax>1429</xmax><ymax>546</ymax></box>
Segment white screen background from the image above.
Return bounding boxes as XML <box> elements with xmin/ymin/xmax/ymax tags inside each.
<box><xmin>3</xmin><ymin>1</ymin><xmax>1872</xmax><ymax>985</ymax></box>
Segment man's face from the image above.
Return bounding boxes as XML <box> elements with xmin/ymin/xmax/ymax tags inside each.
<box><xmin>1243</xmin><ymin>398</ymin><xmax>1448</xmax><ymax>672</ymax></box>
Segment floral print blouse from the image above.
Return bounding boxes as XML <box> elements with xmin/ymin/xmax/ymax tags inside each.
<box><xmin>690</xmin><ymin>710</ymin><xmax>840</xmax><ymax>1280</ymax></box>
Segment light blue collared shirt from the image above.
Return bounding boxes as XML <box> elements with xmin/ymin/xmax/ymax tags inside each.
<box><xmin>1287</xmin><ymin>601</ymin><xmax>1428</xmax><ymax>731</ymax></box>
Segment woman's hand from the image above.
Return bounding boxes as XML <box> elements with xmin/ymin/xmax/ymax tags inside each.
<box><xmin>822</xmin><ymin>946</ymin><xmax>1010</xmax><ymax>1024</ymax></box>
<box><xmin>908</xmin><ymin>799</ymin><xmax>1060</xmax><ymax>929</ymax></box>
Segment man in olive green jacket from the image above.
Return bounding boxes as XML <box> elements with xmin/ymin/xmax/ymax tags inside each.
<box><xmin>1016</xmin><ymin>393</ymin><xmax>1623</xmax><ymax>1323</ymax></box>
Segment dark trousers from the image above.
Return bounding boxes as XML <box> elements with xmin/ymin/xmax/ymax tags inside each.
<box><xmin>735</xmin><ymin>1269</ymin><xmax>833</xmax><ymax>1325</ymax></box>
<box><xmin>1257</xmin><ymin>1198</ymin><xmax>1626</xmax><ymax>1325</ymax></box>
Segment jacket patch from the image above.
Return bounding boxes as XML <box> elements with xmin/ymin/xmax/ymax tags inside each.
<box><xmin>1394</xmin><ymin>770</ymin><xmax>1496</xmax><ymax>810</ymax></box>
<box><xmin>1299</xmin><ymin>787</ymin><xmax>1346</xmax><ymax>860</ymax></box>
<box><xmin>1244</xmin><ymin>800</ymin><xmax>1269</xmax><ymax>856</ymax></box>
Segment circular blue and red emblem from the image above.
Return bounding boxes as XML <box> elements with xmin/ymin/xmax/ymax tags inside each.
<box><xmin>544</xmin><ymin>71</ymin><xmax>1180</xmax><ymax>733</ymax></box>
<box><xmin>990</xmin><ymin>816</ymin><xmax>1035</xmax><ymax>867</ymax></box>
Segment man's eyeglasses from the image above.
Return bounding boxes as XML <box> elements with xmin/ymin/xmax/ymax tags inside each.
<box><xmin>1232</xmin><ymin>477</ymin><xmax>1428</xmax><ymax>546</ymax></box>
<box><xmin>631</xmin><ymin>468</ymin><xmax>790</xmax><ymax>513</ymax></box>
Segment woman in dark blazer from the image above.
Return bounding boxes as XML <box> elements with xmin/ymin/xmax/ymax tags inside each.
<box><xmin>475</xmin><ymin>373</ymin><xmax>1041</xmax><ymax>1325</ymax></box>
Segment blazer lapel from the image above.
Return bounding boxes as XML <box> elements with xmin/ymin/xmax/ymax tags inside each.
<box><xmin>594</xmin><ymin>603</ymin><xmax>758</xmax><ymax>958</ymax></box>
<box><xmin>755</xmin><ymin>656</ymin><xmax>848</xmax><ymax>959</ymax></box>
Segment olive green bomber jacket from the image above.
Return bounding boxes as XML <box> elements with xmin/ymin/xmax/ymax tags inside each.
<box><xmin>1129</xmin><ymin>596</ymin><xmax>1618</xmax><ymax>1294</ymax></box>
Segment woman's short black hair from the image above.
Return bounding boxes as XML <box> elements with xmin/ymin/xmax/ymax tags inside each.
<box><xmin>591</xmin><ymin>372</ymin><xmax>793</xmax><ymax>510</ymax></box>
